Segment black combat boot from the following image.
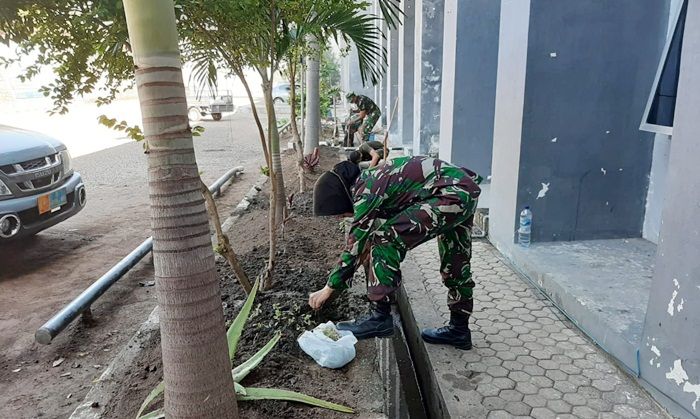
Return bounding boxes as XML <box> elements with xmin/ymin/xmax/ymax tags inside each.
<box><xmin>421</xmin><ymin>310</ymin><xmax>472</xmax><ymax>350</ymax></box>
<box><xmin>337</xmin><ymin>301</ymin><xmax>394</xmax><ymax>339</ymax></box>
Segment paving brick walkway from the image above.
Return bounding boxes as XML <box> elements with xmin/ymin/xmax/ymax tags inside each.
<box><xmin>402</xmin><ymin>239</ymin><xmax>669</xmax><ymax>418</ymax></box>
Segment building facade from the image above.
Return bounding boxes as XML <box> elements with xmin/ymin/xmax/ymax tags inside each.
<box><xmin>343</xmin><ymin>1</ymin><xmax>700</xmax><ymax>417</ymax></box>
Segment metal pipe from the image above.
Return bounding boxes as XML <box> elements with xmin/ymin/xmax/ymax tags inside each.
<box><xmin>210</xmin><ymin>166</ymin><xmax>244</xmax><ymax>197</ymax></box>
<box><xmin>35</xmin><ymin>167</ymin><xmax>245</xmax><ymax>344</ymax></box>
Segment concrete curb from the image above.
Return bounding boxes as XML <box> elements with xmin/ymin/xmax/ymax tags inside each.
<box><xmin>69</xmin><ymin>308</ymin><xmax>160</xmax><ymax>419</ymax></box>
<box><xmin>397</xmin><ymin>256</ymin><xmax>487</xmax><ymax>419</ymax></box>
<box><xmin>220</xmin><ymin>174</ymin><xmax>269</xmax><ymax>235</ymax></box>
<box><xmin>70</xmin><ymin>175</ymin><xmax>267</xmax><ymax>418</ymax></box>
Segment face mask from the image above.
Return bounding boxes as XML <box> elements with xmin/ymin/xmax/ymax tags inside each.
<box><xmin>350</xmin><ymin>103</ymin><xmax>358</xmax><ymax>111</ymax></box>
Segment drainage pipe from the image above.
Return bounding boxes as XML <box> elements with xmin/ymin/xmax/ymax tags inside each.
<box><xmin>35</xmin><ymin>167</ymin><xmax>244</xmax><ymax>344</ymax></box>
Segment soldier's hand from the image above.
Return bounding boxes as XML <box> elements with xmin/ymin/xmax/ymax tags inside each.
<box><xmin>309</xmin><ymin>285</ymin><xmax>334</xmax><ymax>310</ymax></box>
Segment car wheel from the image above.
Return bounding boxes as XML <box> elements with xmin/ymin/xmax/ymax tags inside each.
<box><xmin>273</xmin><ymin>97</ymin><xmax>284</xmax><ymax>104</ymax></box>
<box><xmin>188</xmin><ymin>106</ymin><xmax>202</xmax><ymax>122</ymax></box>
<box><xmin>212</xmin><ymin>113</ymin><xmax>222</xmax><ymax>121</ymax></box>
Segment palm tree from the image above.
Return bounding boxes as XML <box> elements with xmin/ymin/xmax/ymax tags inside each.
<box><xmin>179</xmin><ymin>0</ymin><xmax>391</xmax><ymax>285</ymax></box>
<box><xmin>122</xmin><ymin>0</ymin><xmax>238</xmax><ymax>417</ymax></box>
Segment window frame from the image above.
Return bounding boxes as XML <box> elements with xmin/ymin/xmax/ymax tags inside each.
<box><xmin>640</xmin><ymin>0</ymin><xmax>687</xmax><ymax>136</ymax></box>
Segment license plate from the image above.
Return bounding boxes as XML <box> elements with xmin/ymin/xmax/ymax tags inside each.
<box><xmin>38</xmin><ymin>189</ymin><xmax>67</xmax><ymax>214</ymax></box>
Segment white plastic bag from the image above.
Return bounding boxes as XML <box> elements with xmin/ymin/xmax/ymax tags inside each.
<box><xmin>297</xmin><ymin>321</ymin><xmax>358</xmax><ymax>369</ymax></box>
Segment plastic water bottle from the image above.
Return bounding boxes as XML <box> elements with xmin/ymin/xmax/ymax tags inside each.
<box><xmin>519</xmin><ymin>206</ymin><xmax>532</xmax><ymax>247</ymax></box>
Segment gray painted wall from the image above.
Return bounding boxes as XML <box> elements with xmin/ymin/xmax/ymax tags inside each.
<box><xmin>640</xmin><ymin>2</ymin><xmax>700</xmax><ymax>416</ymax></box>
<box><xmin>344</xmin><ymin>46</ymin><xmax>374</xmax><ymax>98</ymax></box>
<box><xmin>398</xmin><ymin>0</ymin><xmax>416</xmax><ymax>150</ymax></box>
<box><xmin>438</xmin><ymin>0</ymin><xmax>500</xmax><ymax>178</ymax></box>
<box><xmin>412</xmin><ymin>0</ymin><xmax>444</xmax><ymax>156</ymax></box>
<box><xmin>515</xmin><ymin>0</ymin><xmax>668</xmax><ymax>242</ymax></box>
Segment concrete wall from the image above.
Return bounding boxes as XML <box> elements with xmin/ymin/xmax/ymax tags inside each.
<box><xmin>387</xmin><ymin>25</ymin><xmax>400</xmax><ymax>144</ymax></box>
<box><xmin>491</xmin><ymin>0</ymin><xmax>668</xmax><ymax>247</ymax></box>
<box><xmin>412</xmin><ymin>0</ymin><xmax>444</xmax><ymax>156</ymax></box>
<box><xmin>643</xmin><ymin>0</ymin><xmax>683</xmax><ymax>244</ymax></box>
<box><xmin>489</xmin><ymin>0</ymin><xmax>531</xmax><ymax>252</ymax></box>
<box><xmin>643</xmin><ymin>135</ymin><xmax>671</xmax><ymax>243</ymax></box>
<box><xmin>640</xmin><ymin>2</ymin><xmax>700</xmax><ymax>416</ymax></box>
<box><xmin>397</xmin><ymin>0</ymin><xmax>416</xmax><ymax>151</ymax></box>
<box><xmin>438</xmin><ymin>0</ymin><xmax>500</xmax><ymax>178</ymax></box>
<box><xmin>342</xmin><ymin>45</ymin><xmax>374</xmax><ymax>98</ymax></box>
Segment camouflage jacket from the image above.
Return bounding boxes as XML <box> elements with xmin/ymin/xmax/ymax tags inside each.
<box><xmin>327</xmin><ymin>156</ymin><xmax>482</xmax><ymax>290</ymax></box>
<box><xmin>356</xmin><ymin>95</ymin><xmax>378</xmax><ymax>114</ymax></box>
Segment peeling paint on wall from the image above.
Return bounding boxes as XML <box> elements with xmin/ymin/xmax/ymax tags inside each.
<box><xmin>684</xmin><ymin>382</ymin><xmax>700</xmax><ymax>410</ymax></box>
<box><xmin>668</xmin><ymin>290</ymin><xmax>678</xmax><ymax>316</ymax></box>
<box><xmin>667</xmin><ymin>278</ymin><xmax>682</xmax><ymax>316</ymax></box>
<box><xmin>665</xmin><ymin>359</ymin><xmax>700</xmax><ymax>410</ymax></box>
<box><xmin>536</xmin><ymin>182</ymin><xmax>550</xmax><ymax>199</ymax></box>
<box><xmin>666</xmin><ymin>359</ymin><xmax>689</xmax><ymax>385</ymax></box>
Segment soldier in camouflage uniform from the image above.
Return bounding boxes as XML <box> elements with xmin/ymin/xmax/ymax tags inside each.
<box><xmin>310</xmin><ymin>156</ymin><xmax>482</xmax><ymax>349</ymax></box>
<box><xmin>345</xmin><ymin>92</ymin><xmax>381</xmax><ymax>144</ymax></box>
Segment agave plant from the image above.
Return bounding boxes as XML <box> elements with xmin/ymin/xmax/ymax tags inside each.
<box><xmin>136</xmin><ymin>279</ymin><xmax>353</xmax><ymax>418</ymax></box>
<box><xmin>303</xmin><ymin>148</ymin><xmax>321</xmax><ymax>172</ymax></box>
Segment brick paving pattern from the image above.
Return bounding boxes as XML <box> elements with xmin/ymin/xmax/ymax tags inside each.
<box><xmin>408</xmin><ymin>240</ymin><xmax>669</xmax><ymax>419</ymax></box>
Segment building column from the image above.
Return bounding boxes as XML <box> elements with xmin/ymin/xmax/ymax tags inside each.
<box><xmin>438</xmin><ymin>0</ymin><xmax>500</xmax><ymax>177</ymax></box>
<box><xmin>640</xmin><ymin>2</ymin><xmax>700</xmax><ymax>416</ymax></box>
<box><xmin>412</xmin><ymin>0</ymin><xmax>445</xmax><ymax>156</ymax></box>
<box><xmin>386</xmin><ymin>25</ymin><xmax>399</xmax><ymax>143</ymax></box>
<box><xmin>397</xmin><ymin>0</ymin><xmax>416</xmax><ymax>150</ymax></box>
<box><xmin>379</xmin><ymin>20</ymin><xmax>388</xmax><ymax>127</ymax></box>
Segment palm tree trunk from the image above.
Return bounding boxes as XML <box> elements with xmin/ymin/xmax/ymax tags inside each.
<box><xmin>303</xmin><ymin>35</ymin><xmax>320</xmax><ymax>156</ymax></box>
<box><xmin>122</xmin><ymin>1</ymin><xmax>238</xmax><ymax>417</ymax></box>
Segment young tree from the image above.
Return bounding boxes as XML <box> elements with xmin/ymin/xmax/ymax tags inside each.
<box><xmin>0</xmin><ymin>0</ymin><xmax>391</xmax><ymax>287</ymax></box>
<box><xmin>122</xmin><ymin>0</ymin><xmax>238</xmax><ymax>416</ymax></box>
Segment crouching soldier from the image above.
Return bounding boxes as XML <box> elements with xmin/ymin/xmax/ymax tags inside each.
<box><xmin>348</xmin><ymin>140</ymin><xmax>387</xmax><ymax>168</ymax></box>
<box><xmin>308</xmin><ymin>156</ymin><xmax>482</xmax><ymax>349</ymax></box>
<box><xmin>345</xmin><ymin>92</ymin><xmax>381</xmax><ymax>144</ymax></box>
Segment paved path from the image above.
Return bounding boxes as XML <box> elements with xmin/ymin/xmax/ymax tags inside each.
<box><xmin>403</xmin><ymin>240</ymin><xmax>670</xmax><ymax>418</ymax></box>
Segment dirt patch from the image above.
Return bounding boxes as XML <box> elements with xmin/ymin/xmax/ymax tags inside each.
<box><xmin>106</xmin><ymin>146</ymin><xmax>385</xmax><ymax>419</ymax></box>
<box><xmin>0</xmin><ymin>112</ymin><xmax>268</xmax><ymax>419</ymax></box>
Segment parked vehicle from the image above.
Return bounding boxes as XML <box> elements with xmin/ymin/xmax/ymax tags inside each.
<box><xmin>272</xmin><ymin>83</ymin><xmax>300</xmax><ymax>104</ymax></box>
<box><xmin>0</xmin><ymin>125</ymin><xmax>86</xmax><ymax>240</ymax></box>
<box><xmin>187</xmin><ymin>95</ymin><xmax>235</xmax><ymax>121</ymax></box>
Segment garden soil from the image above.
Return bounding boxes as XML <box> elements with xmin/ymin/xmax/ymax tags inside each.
<box><xmin>105</xmin><ymin>146</ymin><xmax>386</xmax><ymax>419</ymax></box>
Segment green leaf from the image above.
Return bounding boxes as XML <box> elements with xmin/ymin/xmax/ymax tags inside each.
<box><xmin>233</xmin><ymin>331</ymin><xmax>281</xmax><ymax>382</ymax></box>
<box><xmin>234</xmin><ymin>382</ymin><xmax>247</xmax><ymax>396</ymax></box>
<box><xmin>238</xmin><ymin>387</ymin><xmax>354</xmax><ymax>414</ymax></box>
<box><xmin>136</xmin><ymin>381</ymin><xmax>164</xmax><ymax>419</ymax></box>
<box><xmin>138</xmin><ymin>408</ymin><xmax>164</xmax><ymax>419</ymax></box>
<box><xmin>227</xmin><ymin>277</ymin><xmax>260</xmax><ymax>361</ymax></box>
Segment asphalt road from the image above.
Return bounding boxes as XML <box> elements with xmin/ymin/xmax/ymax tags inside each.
<box><xmin>0</xmin><ymin>103</ymin><xmax>279</xmax><ymax>418</ymax></box>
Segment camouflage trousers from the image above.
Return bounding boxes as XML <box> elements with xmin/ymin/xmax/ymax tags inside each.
<box><xmin>364</xmin><ymin>186</ymin><xmax>478</xmax><ymax>314</ymax></box>
<box><xmin>355</xmin><ymin>109</ymin><xmax>382</xmax><ymax>143</ymax></box>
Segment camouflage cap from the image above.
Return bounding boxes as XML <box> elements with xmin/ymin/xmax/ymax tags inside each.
<box><xmin>345</xmin><ymin>91</ymin><xmax>356</xmax><ymax>100</ymax></box>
